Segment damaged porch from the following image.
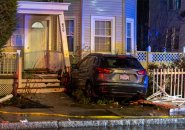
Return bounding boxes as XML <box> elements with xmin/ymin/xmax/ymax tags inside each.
<box><xmin>0</xmin><ymin>1</ymin><xmax>71</xmax><ymax>95</ymax></box>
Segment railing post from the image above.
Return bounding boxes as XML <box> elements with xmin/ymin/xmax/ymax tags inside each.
<box><xmin>14</xmin><ymin>50</ymin><xmax>22</xmax><ymax>96</ymax></box>
<box><xmin>147</xmin><ymin>46</ymin><xmax>151</xmax><ymax>71</ymax></box>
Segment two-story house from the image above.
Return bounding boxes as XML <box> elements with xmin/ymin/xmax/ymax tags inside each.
<box><xmin>3</xmin><ymin>0</ymin><xmax>137</xmax><ymax>72</ymax></box>
<box><xmin>0</xmin><ymin>0</ymin><xmax>138</xmax><ymax>94</ymax></box>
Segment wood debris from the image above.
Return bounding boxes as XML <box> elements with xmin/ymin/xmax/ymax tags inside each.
<box><xmin>147</xmin><ymin>84</ymin><xmax>185</xmax><ymax>108</ymax></box>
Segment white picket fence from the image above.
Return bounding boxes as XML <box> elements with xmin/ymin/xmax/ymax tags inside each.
<box><xmin>151</xmin><ymin>68</ymin><xmax>185</xmax><ymax>98</ymax></box>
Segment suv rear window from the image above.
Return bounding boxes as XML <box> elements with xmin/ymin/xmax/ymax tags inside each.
<box><xmin>100</xmin><ymin>57</ymin><xmax>143</xmax><ymax>69</ymax></box>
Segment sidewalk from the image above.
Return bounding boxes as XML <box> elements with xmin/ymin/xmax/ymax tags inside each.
<box><xmin>0</xmin><ymin>93</ymin><xmax>185</xmax><ymax>129</ymax></box>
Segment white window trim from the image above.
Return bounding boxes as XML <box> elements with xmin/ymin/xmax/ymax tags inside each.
<box><xmin>126</xmin><ymin>18</ymin><xmax>134</xmax><ymax>53</ymax></box>
<box><xmin>91</xmin><ymin>16</ymin><xmax>115</xmax><ymax>54</ymax></box>
<box><xmin>64</xmin><ymin>16</ymin><xmax>76</xmax><ymax>54</ymax></box>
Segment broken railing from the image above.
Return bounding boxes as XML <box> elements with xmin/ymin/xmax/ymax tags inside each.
<box><xmin>148</xmin><ymin>68</ymin><xmax>185</xmax><ymax>107</ymax></box>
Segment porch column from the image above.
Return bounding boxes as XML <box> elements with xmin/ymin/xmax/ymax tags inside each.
<box><xmin>59</xmin><ymin>13</ymin><xmax>70</xmax><ymax>72</ymax></box>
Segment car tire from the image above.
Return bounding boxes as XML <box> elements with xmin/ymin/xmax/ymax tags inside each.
<box><xmin>85</xmin><ymin>82</ymin><xmax>96</xmax><ymax>98</ymax></box>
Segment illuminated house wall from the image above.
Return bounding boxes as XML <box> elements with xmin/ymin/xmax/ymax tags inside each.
<box><xmin>6</xmin><ymin>0</ymin><xmax>137</xmax><ymax>61</ymax></box>
<box><xmin>63</xmin><ymin>0</ymin><xmax>137</xmax><ymax>56</ymax></box>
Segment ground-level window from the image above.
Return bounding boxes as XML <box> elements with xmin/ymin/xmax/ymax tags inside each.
<box><xmin>65</xmin><ymin>19</ymin><xmax>74</xmax><ymax>52</ymax></box>
<box><xmin>126</xmin><ymin>18</ymin><xmax>134</xmax><ymax>53</ymax></box>
<box><xmin>91</xmin><ymin>16</ymin><xmax>115</xmax><ymax>53</ymax></box>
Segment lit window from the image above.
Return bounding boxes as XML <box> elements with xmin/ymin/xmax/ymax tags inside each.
<box><xmin>126</xmin><ymin>18</ymin><xmax>134</xmax><ymax>53</ymax></box>
<box><xmin>32</xmin><ymin>22</ymin><xmax>44</xmax><ymax>29</ymax></box>
<box><xmin>65</xmin><ymin>20</ymin><xmax>74</xmax><ymax>52</ymax></box>
<box><xmin>95</xmin><ymin>21</ymin><xmax>111</xmax><ymax>52</ymax></box>
<box><xmin>91</xmin><ymin>16</ymin><xmax>115</xmax><ymax>53</ymax></box>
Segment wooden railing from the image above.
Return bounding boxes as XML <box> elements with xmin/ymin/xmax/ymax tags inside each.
<box><xmin>24</xmin><ymin>51</ymin><xmax>64</xmax><ymax>72</ymax></box>
<box><xmin>151</xmin><ymin>68</ymin><xmax>185</xmax><ymax>98</ymax></box>
<box><xmin>0</xmin><ymin>52</ymin><xmax>18</xmax><ymax>75</ymax></box>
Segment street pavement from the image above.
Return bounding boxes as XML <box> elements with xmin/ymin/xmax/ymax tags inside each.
<box><xmin>0</xmin><ymin>93</ymin><xmax>185</xmax><ymax>129</ymax></box>
<box><xmin>0</xmin><ymin>93</ymin><xmax>116</xmax><ymax>122</ymax></box>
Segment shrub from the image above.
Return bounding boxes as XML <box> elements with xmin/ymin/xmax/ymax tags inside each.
<box><xmin>0</xmin><ymin>0</ymin><xmax>17</xmax><ymax>49</ymax></box>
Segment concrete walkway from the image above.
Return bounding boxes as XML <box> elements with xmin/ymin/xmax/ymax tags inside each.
<box><xmin>0</xmin><ymin>93</ymin><xmax>185</xmax><ymax>129</ymax></box>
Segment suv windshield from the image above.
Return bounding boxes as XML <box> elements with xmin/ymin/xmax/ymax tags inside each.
<box><xmin>100</xmin><ymin>57</ymin><xmax>143</xmax><ymax>69</ymax></box>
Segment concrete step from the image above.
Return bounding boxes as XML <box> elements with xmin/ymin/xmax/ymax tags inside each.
<box><xmin>18</xmin><ymin>77</ymin><xmax>65</xmax><ymax>93</ymax></box>
<box><xmin>17</xmin><ymin>87</ymin><xmax>66</xmax><ymax>93</ymax></box>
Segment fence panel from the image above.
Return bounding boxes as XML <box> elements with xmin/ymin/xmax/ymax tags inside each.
<box><xmin>0</xmin><ymin>52</ymin><xmax>17</xmax><ymax>75</ymax></box>
<box><xmin>151</xmin><ymin>68</ymin><xmax>185</xmax><ymax>98</ymax></box>
<box><xmin>136</xmin><ymin>51</ymin><xmax>183</xmax><ymax>69</ymax></box>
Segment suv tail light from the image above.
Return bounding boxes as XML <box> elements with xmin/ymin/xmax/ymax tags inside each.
<box><xmin>137</xmin><ymin>69</ymin><xmax>147</xmax><ymax>75</ymax></box>
<box><xmin>96</xmin><ymin>67</ymin><xmax>112</xmax><ymax>74</ymax></box>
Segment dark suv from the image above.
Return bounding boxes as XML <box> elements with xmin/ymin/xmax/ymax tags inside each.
<box><xmin>70</xmin><ymin>53</ymin><xmax>148</xmax><ymax>97</ymax></box>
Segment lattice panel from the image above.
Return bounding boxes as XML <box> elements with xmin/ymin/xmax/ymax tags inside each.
<box><xmin>136</xmin><ymin>52</ymin><xmax>147</xmax><ymax>61</ymax></box>
<box><xmin>152</xmin><ymin>53</ymin><xmax>183</xmax><ymax>62</ymax></box>
<box><xmin>0</xmin><ymin>84</ymin><xmax>13</xmax><ymax>96</ymax></box>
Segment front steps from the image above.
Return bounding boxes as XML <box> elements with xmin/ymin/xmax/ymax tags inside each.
<box><xmin>17</xmin><ymin>74</ymin><xmax>67</xmax><ymax>94</ymax></box>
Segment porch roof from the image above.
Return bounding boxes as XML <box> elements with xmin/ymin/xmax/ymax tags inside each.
<box><xmin>17</xmin><ymin>1</ymin><xmax>70</xmax><ymax>14</ymax></box>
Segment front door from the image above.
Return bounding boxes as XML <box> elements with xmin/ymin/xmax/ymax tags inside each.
<box><xmin>24</xmin><ymin>15</ymin><xmax>51</xmax><ymax>70</ymax></box>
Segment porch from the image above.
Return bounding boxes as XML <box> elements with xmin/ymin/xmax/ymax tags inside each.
<box><xmin>0</xmin><ymin>1</ymin><xmax>71</xmax><ymax>96</ymax></box>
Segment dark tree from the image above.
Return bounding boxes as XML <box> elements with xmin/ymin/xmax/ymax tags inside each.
<box><xmin>0</xmin><ymin>0</ymin><xmax>17</xmax><ymax>49</ymax></box>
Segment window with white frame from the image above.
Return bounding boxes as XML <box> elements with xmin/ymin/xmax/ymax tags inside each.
<box><xmin>91</xmin><ymin>16</ymin><xmax>115</xmax><ymax>53</ymax></box>
<box><xmin>126</xmin><ymin>18</ymin><xmax>134</xmax><ymax>53</ymax></box>
<box><xmin>65</xmin><ymin>19</ymin><xmax>74</xmax><ymax>52</ymax></box>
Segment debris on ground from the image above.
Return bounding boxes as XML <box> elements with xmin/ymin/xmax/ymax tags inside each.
<box><xmin>2</xmin><ymin>94</ymin><xmax>52</xmax><ymax>109</ymax></box>
<box><xmin>0</xmin><ymin>94</ymin><xmax>13</xmax><ymax>103</ymax></box>
<box><xmin>146</xmin><ymin>84</ymin><xmax>185</xmax><ymax>109</ymax></box>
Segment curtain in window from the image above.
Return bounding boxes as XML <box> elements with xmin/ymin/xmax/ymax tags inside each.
<box><xmin>65</xmin><ymin>20</ymin><xmax>74</xmax><ymax>52</ymax></box>
<box><xmin>94</xmin><ymin>21</ymin><xmax>111</xmax><ymax>52</ymax></box>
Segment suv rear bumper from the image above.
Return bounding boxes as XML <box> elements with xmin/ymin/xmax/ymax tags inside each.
<box><xmin>95</xmin><ymin>82</ymin><xmax>147</xmax><ymax>97</ymax></box>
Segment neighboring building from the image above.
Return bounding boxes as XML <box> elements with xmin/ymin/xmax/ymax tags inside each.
<box><xmin>3</xmin><ymin>0</ymin><xmax>137</xmax><ymax>72</ymax></box>
<box><xmin>137</xmin><ymin>0</ymin><xmax>149</xmax><ymax>51</ymax></box>
<box><xmin>148</xmin><ymin>0</ymin><xmax>184</xmax><ymax>52</ymax></box>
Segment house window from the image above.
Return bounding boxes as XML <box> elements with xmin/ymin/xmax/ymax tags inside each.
<box><xmin>95</xmin><ymin>21</ymin><xmax>111</xmax><ymax>52</ymax></box>
<box><xmin>173</xmin><ymin>27</ymin><xmax>180</xmax><ymax>50</ymax></box>
<box><xmin>168</xmin><ymin>0</ymin><xmax>181</xmax><ymax>10</ymax></box>
<box><xmin>91</xmin><ymin>16</ymin><xmax>115</xmax><ymax>53</ymax></box>
<box><xmin>166</xmin><ymin>27</ymin><xmax>179</xmax><ymax>51</ymax></box>
<box><xmin>11</xmin><ymin>27</ymin><xmax>24</xmax><ymax>47</ymax></box>
<box><xmin>126</xmin><ymin>18</ymin><xmax>134</xmax><ymax>53</ymax></box>
<box><xmin>32</xmin><ymin>22</ymin><xmax>44</xmax><ymax>29</ymax></box>
<box><xmin>65</xmin><ymin>19</ymin><xmax>74</xmax><ymax>52</ymax></box>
